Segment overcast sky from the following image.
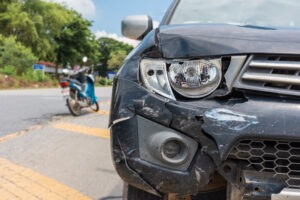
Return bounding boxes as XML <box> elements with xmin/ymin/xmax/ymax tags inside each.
<box><xmin>49</xmin><ymin>0</ymin><xmax>172</xmax><ymax>45</ymax></box>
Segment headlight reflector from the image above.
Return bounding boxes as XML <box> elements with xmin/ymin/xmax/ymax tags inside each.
<box><xmin>168</xmin><ymin>59</ymin><xmax>222</xmax><ymax>98</ymax></box>
<box><xmin>140</xmin><ymin>59</ymin><xmax>175</xmax><ymax>99</ymax></box>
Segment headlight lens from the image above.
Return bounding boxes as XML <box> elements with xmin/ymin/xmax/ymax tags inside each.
<box><xmin>140</xmin><ymin>59</ymin><xmax>175</xmax><ymax>100</ymax></box>
<box><xmin>140</xmin><ymin>58</ymin><xmax>222</xmax><ymax>99</ymax></box>
<box><xmin>168</xmin><ymin>59</ymin><xmax>222</xmax><ymax>98</ymax></box>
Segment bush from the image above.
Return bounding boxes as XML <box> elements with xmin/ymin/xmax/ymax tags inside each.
<box><xmin>21</xmin><ymin>69</ymin><xmax>52</xmax><ymax>83</ymax></box>
<box><xmin>0</xmin><ymin>65</ymin><xmax>16</xmax><ymax>76</ymax></box>
<box><xmin>97</xmin><ymin>77</ymin><xmax>113</xmax><ymax>86</ymax></box>
<box><xmin>0</xmin><ymin>35</ymin><xmax>37</xmax><ymax>75</ymax></box>
<box><xmin>21</xmin><ymin>69</ymin><xmax>34</xmax><ymax>83</ymax></box>
<box><xmin>34</xmin><ymin>70</ymin><xmax>45</xmax><ymax>82</ymax></box>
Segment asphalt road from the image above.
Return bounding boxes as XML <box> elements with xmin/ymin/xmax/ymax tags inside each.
<box><xmin>0</xmin><ymin>87</ymin><xmax>123</xmax><ymax>200</ymax></box>
<box><xmin>0</xmin><ymin>87</ymin><xmax>112</xmax><ymax>136</ymax></box>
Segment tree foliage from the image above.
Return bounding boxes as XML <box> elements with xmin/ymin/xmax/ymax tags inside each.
<box><xmin>0</xmin><ymin>0</ymin><xmax>99</xmax><ymax>65</ymax></box>
<box><xmin>0</xmin><ymin>0</ymin><xmax>70</xmax><ymax>60</ymax></box>
<box><xmin>0</xmin><ymin>35</ymin><xmax>37</xmax><ymax>75</ymax></box>
<box><xmin>98</xmin><ymin>37</ymin><xmax>133</xmax><ymax>75</ymax></box>
<box><xmin>0</xmin><ymin>0</ymin><xmax>134</xmax><ymax>79</ymax></box>
<box><xmin>22</xmin><ymin>0</ymin><xmax>74</xmax><ymax>60</ymax></box>
<box><xmin>108</xmin><ymin>50</ymin><xmax>127</xmax><ymax>71</ymax></box>
<box><xmin>56</xmin><ymin>11</ymin><xmax>99</xmax><ymax>67</ymax></box>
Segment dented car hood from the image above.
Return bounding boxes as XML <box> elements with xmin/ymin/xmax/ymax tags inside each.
<box><xmin>157</xmin><ymin>24</ymin><xmax>300</xmax><ymax>58</ymax></box>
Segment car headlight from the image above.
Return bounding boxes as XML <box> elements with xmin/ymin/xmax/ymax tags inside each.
<box><xmin>168</xmin><ymin>59</ymin><xmax>222</xmax><ymax>98</ymax></box>
<box><xmin>140</xmin><ymin>58</ymin><xmax>222</xmax><ymax>99</ymax></box>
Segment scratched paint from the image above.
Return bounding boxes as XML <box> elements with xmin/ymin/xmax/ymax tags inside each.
<box><xmin>205</xmin><ymin>108</ymin><xmax>259</xmax><ymax>131</ymax></box>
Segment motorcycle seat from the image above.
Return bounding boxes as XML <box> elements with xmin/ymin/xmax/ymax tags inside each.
<box><xmin>67</xmin><ymin>78</ymin><xmax>83</xmax><ymax>87</ymax></box>
<box><xmin>66</xmin><ymin>78</ymin><xmax>86</xmax><ymax>92</ymax></box>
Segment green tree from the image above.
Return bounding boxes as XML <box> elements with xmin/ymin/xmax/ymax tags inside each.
<box><xmin>0</xmin><ymin>0</ymin><xmax>18</xmax><ymax>13</ymax></box>
<box><xmin>22</xmin><ymin>0</ymin><xmax>74</xmax><ymax>60</ymax></box>
<box><xmin>0</xmin><ymin>0</ymin><xmax>101</xmax><ymax>77</ymax></box>
<box><xmin>0</xmin><ymin>2</ymin><xmax>38</xmax><ymax>45</ymax></box>
<box><xmin>97</xmin><ymin>37</ymin><xmax>133</xmax><ymax>75</ymax></box>
<box><xmin>0</xmin><ymin>0</ymin><xmax>73</xmax><ymax>60</ymax></box>
<box><xmin>55</xmin><ymin>11</ymin><xmax>99</xmax><ymax>72</ymax></box>
<box><xmin>107</xmin><ymin>50</ymin><xmax>127</xmax><ymax>71</ymax></box>
<box><xmin>0</xmin><ymin>35</ymin><xmax>37</xmax><ymax>75</ymax></box>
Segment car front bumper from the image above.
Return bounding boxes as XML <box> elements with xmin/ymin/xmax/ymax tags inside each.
<box><xmin>110</xmin><ymin>77</ymin><xmax>300</xmax><ymax>197</ymax></box>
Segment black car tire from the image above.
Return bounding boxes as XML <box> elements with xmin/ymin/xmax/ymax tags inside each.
<box><xmin>123</xmin><ymin>183</ymin><xmax>162</xmax><ymax>200</ymax></box>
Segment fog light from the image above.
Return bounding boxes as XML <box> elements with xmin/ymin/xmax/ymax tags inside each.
<box><xmin>160</xmin><ymin>139</ymin><xmax>189</xmax><ymax>165</ymax></box>
<box><xmin>144</xmin><ymin>126</ymin><xmax>197</xmax><ymax>168</ymax></box>
<box><xmin>163</xmin><ymin>140</ymin><xmax>182</xmax><ymax>158</ymax></box>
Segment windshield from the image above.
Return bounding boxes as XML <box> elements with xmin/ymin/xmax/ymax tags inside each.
<box><xmin>169</xmin><ymin>0</ymin><xmax>300</xmax><ymax>28</ymax></box>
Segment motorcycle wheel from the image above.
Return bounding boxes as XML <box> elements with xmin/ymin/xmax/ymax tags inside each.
<box><xmin>90</xmin><ymin>101</ymin><xmax>99</xmax><ymax>112</ymax></box>
<box><xmin>66</xmin><ymin>98</ymin><xmax>81</xmax><ymax>116</ymax></box>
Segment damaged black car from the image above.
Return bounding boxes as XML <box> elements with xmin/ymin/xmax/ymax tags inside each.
<box><xmin>109</xmin><ymin>0</ymin><xmax>300</xmax><ymax>199</ymax></box>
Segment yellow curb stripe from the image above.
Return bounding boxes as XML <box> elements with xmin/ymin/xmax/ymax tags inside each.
<box><xmin>0</xmin><ymin>125</ymin><xmax>42</xmax><ymax>143</ymax></box>
<box><xmin>1</xmin><ymin>177</ymin><xmax>38</xmax><ymax>200</ymax></box>
<box><xmin>53</xmin><ymin>123</ymin><xmax>110</xmax><ymax>139</ymax></box>
<box><xmin>97</xmin><ymin>110</ymin><xmax>110</xmax><ymax>115</ymax></box>
<box><xmin>0</xmin><ymin>188</ymin><xmax>18</xmax><ymax>200</ymax></box>
<box><xmin>0</xmin><ymin>132</ymin><xmax>25</xmax><ymax>143</ymax></box>
<box><xmin>0</xmin><ymin>158</ymin><xmax>91</xmax><ymax>200</ymax></box>
<box><xmin>90</xmin><ymin>109</ymin><xmax>110</xmax><ymax>115</ymax></box>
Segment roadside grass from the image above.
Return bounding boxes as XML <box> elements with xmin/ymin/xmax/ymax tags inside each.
<box><xmin>0</xmin><ymin>72</ymin><xmax>113</xmax><ymax>89</ymax></box>
<box><xmin>95</xmin><ymin>77</ymin><xmax>113</xmax><ymax>87</ymax></box>
<box><xmin>0</xmin><ymin>71</ymin><xmax>59</xmax><ymax>89</ymax></box>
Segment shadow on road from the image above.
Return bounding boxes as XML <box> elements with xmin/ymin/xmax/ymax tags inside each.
<box><xmin>54</xmin><ymin>109</ymin><xmax>91</xmax><ymax>118</ymax></box>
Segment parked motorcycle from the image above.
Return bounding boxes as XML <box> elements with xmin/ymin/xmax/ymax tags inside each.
<box><xmin>60</xmin><ymin>67</ymin><xmax>99</xmax><ymax>116</ymax></box>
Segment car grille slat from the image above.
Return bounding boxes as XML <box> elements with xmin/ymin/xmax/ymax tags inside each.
<box><xmin>235</xmin><ymin>55</ymin><xmax>300</xmax><ymax>96</ymax></box>
<box><xmin>228</xmin><ymin>140</ymin><xmax>300</xmax><ymax>189</ymax></box>
<box><xmin>242</xmin><ymin>73</ymin><xmax>300</xmax><ymax>85</ymax></box>
<box><xmin>249</xmin><ymin>60</ymin><xmax>300</xmax><ymax>70</ymax></box>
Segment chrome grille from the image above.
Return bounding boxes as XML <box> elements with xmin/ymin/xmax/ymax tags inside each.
<box><xmin>234</xmin><ymin>55</ymin><xmax>300</xmax><ymax>96</ymax></box>
<box><xmin>229</xmin><ymin>140</ymin><xmax>300</xmax><ymax>188</ymax></box>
